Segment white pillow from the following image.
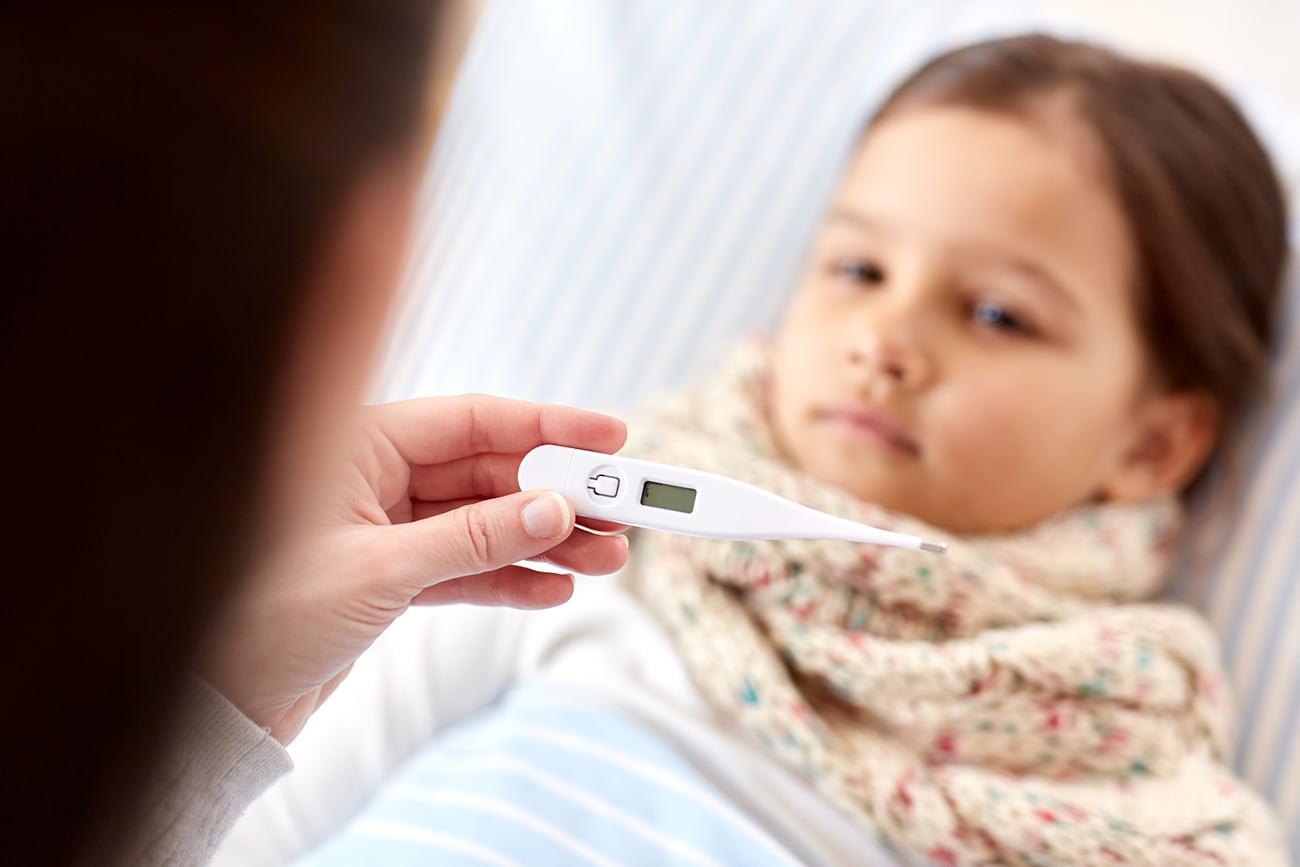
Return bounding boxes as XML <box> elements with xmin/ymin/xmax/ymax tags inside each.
<box><xmin>1164</xmin><ymin>85</ymin><xmax>1300</xmax><ymax>857</ymax></box>
<box><xmin>375</xmin><ymin>0</ymin><xmax>1046</xmax><ymax>411</ymax></box>
<box><xmin>374</xmin><ymin>1</ymin><xmax>1300</xmax><ymax>857</ymax></box>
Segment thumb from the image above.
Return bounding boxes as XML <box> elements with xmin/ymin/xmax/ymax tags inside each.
<box><xmin>387</xmin><ymin>490</ymin><xmax>575</xmax><ymax>593</ymax></box>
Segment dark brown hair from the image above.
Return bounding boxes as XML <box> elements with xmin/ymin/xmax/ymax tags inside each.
<box><xmin>0</xmin><ymin>2</ymin><xmax>436</xmax><ymax>863</ymax></box>
<box><xmin>871</xmin><ymin>35</ymin><xmax>1289</xmax><ymax>471</ymax></box>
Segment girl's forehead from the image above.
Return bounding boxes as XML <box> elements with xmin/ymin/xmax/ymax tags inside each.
<box><xmin>850</xmin><ymin>102</ymin><xmax>1113</xmax><ymax>206</ymax></box>
<box><xmin>848</xmin><ymin>108</ymin><xmax>1113</xmax><ymax>222</ymax></box>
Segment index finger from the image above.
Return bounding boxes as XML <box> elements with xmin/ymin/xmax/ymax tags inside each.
<box><xmin>371</xmin><ymin>394</ymin><xmax>628</xmax><ymax>466</ymax></box>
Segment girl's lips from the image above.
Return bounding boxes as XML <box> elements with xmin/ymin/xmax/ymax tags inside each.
<box><xmin>816</xmin><ymin>405</ymin><xmax>920</xmax><ymax>456</ymax></box>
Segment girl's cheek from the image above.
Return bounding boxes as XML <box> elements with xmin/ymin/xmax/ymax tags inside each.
<box><xmin>930</xmin><ymin>377</ymin><xmax>1029</xmax><ymax>469</ymax></box>
<box><xmin>784</xmin><ymin>328</ymin><xmax>829</xmax><ymax>382</ymax></box>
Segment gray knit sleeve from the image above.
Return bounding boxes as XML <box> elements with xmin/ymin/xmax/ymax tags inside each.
<box><xmin>119</xmin><ymin>675</ymin><xmax>292</xmax><ymax>866</ymax></box>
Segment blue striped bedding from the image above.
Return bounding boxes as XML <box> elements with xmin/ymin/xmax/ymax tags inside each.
<box><xmin>294</xmin><ymin>689</ymin><xmax>810</xmax><ymax>867</ymax></box>
<box><xmin>373</xmin><ymin>1</ymin><xmax>1300</xmax><ymax>858</ymax></box>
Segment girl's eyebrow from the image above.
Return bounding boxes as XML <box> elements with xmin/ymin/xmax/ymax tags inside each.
<box><xmin>828</xmin><ymin>205</ymin><xmax>1083</xmax><ymax>314</ymax></box>
<box><xmin>827</xmin><ymin>205</ymin><xmax>890</xmax><ymax>235</ymax></box>
<box><xmin>997</xmin><ymin>256</ymin><xmax>1082</xmax><ymax>314</ymax></box>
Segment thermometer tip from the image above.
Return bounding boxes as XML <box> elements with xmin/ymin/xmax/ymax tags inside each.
<box><xmin>920</xmin><ymin>539</ymin><xmax>948</xmax><ymax>554</ymax></box>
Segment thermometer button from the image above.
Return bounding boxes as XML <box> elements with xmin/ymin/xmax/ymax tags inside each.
<box><xmin>585</xmin><ymin>466</ymin><xmax>624</xmax><ymax>506</ymax></box>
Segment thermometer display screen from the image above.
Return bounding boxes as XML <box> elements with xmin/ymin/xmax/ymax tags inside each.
<box><xmin>641</xmin><ymin>480</ymin><xmax>697</xmax><ymax>514</ymax></box>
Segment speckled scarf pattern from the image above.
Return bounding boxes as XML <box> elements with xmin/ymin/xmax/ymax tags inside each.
<box><xmin>623</xmin><ymin>341</ymin><xmax>1284</xmax><ymax>866</ymax></box>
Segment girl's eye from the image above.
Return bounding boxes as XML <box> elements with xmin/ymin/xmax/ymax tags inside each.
<box><xmin>832</xmin><ymin>259</ymin><xmax>885</xmax><ymax>286</ymax></box>
<box><xmin>972</xmin><ymin>299</ymin><xmax>1034</xmax><ymax>336</ymax></box>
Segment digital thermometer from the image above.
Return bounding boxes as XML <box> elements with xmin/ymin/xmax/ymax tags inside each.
<box><xmin>518</xmin><ymin>445</ymin><xmax>947</xmax><ymax>553</ymax></box>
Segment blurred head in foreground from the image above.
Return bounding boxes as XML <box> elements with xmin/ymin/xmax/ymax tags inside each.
<box><xmin>1</xmin><ymin>1</ymin><xmax>437</xmax><ymax>861</ymax></box>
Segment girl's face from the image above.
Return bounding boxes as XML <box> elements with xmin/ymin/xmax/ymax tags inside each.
<box><xmin>771</xmin><ymin>105</ymin><xmax>1212</xmax><ymax>533</ymax></box>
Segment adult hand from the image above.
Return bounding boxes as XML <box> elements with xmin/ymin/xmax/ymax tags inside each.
<box><xmin>201</xmin><ymin>395</ymin><xmax>629</xmax><ymax>744</ymax></box>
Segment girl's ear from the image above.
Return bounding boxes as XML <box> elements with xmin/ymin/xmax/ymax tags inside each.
<box><xmin>1099</xmin><ymin>391</ymin><xmax>1221</xmax><ymax>502</ymax></box>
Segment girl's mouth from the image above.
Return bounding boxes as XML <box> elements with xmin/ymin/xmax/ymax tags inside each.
<box><xmin>815</xmin><ymin>405</ymin><xmax>921</xmax><ymax>456</ymax></box>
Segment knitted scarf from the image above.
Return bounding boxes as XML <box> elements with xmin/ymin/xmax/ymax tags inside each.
<box><xmin>622</xmin><ymin>341</ymin><xmax>1285</xmax><ymax>866</ymax></box>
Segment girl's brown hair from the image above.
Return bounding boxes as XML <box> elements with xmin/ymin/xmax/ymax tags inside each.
<box><xmin>872</xmin><ymin>35</ymin><xmax>1289</xmax><ymax>468</ymax></box>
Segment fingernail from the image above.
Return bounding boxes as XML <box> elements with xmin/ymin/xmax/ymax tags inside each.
<box><xmin>522</xmin><ymin>492</ymin><xmax>569</xmax><ymax>539</ymax></box>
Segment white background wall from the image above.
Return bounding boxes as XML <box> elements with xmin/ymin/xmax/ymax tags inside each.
<box><xmin>1039</xmin><ymin>0</ymin><xmax>1300</xmax><ymax>115</ymax></box>
<box><xmin>429</xmin><ymin>2</ymin><xmax>1300</xmax><ymax>132</ymax></box>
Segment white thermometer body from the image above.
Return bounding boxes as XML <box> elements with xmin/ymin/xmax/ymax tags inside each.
<box><xmin>518</xmin><ymin>445</ymin><xmax>946</xmax><ymax>553</ymax></box>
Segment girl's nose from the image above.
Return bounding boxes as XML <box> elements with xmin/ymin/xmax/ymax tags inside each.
<box><xmin>845</xmin><ymin>302</ymin><xmax>931</xmax><ymax>390</ymax></box>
